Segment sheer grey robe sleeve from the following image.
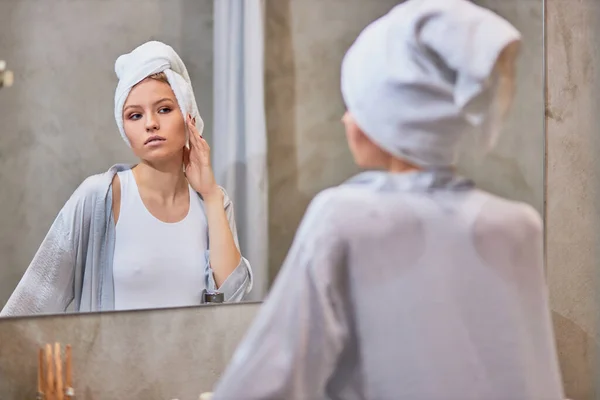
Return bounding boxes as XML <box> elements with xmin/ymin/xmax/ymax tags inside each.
<box><xmin>0</xmin><ymin>178</ymin><xmax>98</xmax><ymax>316</ymax></box>
<box><xmin>212</xmin><ymin>191</ymin><xmax>351</xmax><ymax>400</ymax></box>
<box><xmin>203</xmin><ymin>187</ymin><xmax>253</xmax><ymax>302</ymax></box>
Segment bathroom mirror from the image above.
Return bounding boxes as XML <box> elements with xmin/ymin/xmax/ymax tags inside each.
<box><xmin>0</xmin><ymin>0</ymin><xmax>544</xmax><ymax>318</ymax></box>
<box><xmin>266</xmin><ymin>0</ymin><xmax>545</xmax><ymax>281</ymax></box>
<box><xmin>0</xmin><ymin>0</ymin><xmax>254</xmax><ymax>317</ymax></box>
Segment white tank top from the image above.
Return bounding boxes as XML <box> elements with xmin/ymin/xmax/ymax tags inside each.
<box><xmin>112</xmin><ymin>170</ymin><xmax>208</xmax><ymax>311</ymax></box>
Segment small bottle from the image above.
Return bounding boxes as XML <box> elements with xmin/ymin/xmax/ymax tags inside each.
<box><xmin>203</xmin><ymin>289</ymin><xmax>224</xmax><ymax>304</ymax></box>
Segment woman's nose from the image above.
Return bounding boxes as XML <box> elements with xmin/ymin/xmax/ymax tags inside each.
<box><xmin>145</xmin><ymin>113</ymin><xmax>159</xmax><ymax>131</ymax></box>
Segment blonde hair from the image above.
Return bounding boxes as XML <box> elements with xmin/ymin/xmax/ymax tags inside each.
<box><xmin>146</xmin><ymin>71</ymin><xmax>169</xmax><ymax>85</ymax></box>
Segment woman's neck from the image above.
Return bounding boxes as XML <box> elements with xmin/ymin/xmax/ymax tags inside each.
<box><xmin>386</xmin><ymin>156</ymin><xmax>422</xmax><ymax>173</ymax></box>
<box><xmin>383</xmin><ymin>156</ymin><xmax>457</xmax><ymax>174</ymax></box>
<box><xmin>132</xmin><ymin>156</ymin><xmax>188</xmax><ymax>204</ymax></box>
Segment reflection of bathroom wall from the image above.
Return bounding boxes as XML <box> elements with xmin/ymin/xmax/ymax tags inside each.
<box><xmin>460</xmin><ymin>1</ymin><xmax>544</xmax><ymax>213</ymax></box>
<box><xmin>266</xmin><ymin>0</ymin><xmax>545</xmax><ymax>281</ymax></box>
<box><xmin>266</xmin><ymin>0</ymin><xmax>399</xmax><ymax>283</ymax></box>
<box><xmin>0</xmin><ymin>0</ymin><xmax>214</xmax><ymax>309</ymax></box>
<box><xmin>0</xmin><ymin>303</ymin><xmax>259</xmax><ymax>398</ymax></box>
<box><xmin>546</xmin><ymin>1</ymin><xmax>600</xmax><ymax>399</ymax></box>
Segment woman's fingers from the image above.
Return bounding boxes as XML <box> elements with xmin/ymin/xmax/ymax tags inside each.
<box><xmin>186</xmin><ymin>115</ymin><xmax>201</xmax><ymax>153</ymax></box>
<box><xmin>187</xmin><ymin>114</ymin><xmax>201</xmax><ymax>137</ymax></box>
<box><xmin>187</xmin><ymin>114</ymin><xmax>210</xmax><ymax>153</ymax></box>
<box><xmin>185</xmin><ymin>114</ymin><xmax>210</xmax><ymax>166</ymax></box>
<box><xmin>182</xmin><ymin>145</ymin><xmax>190</xmax><ymax>167</ymax></box>
<box><xmin>187</xmin><ymin>115</ymin><xmax>197</xmax><ymax>143</ymax></box>
<box><xmin>197</xmin><ymin>134</ymin><xmax>210</xmax><ymax>152</ymax></box>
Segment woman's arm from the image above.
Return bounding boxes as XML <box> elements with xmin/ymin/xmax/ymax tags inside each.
<box><xmin>212</xmin><ymin>191</ymin><xmax>350</xmax><ymax>400</ymax></box>
<box><xmin>183</xmin><ymin>115</ymin><xmax>252</xmax><ymax>300</ymax></box>
<box><xmin>203</xmin><ymin>188</ymin><xmax>242</xmax><ymax>287</ymax></box>
<box><xmin>202</xmin><ymin>187</ymin><xmax>253</xmax><ymax>302</ymax></box>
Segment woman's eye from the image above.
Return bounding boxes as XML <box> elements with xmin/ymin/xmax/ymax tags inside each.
<box><xmin>159</xmin><ymin>107</ymin><xmax>172</xmax><ymax>114</ymax></box>
<box><xmin>128</xmin><ymin>113</ymin><xmax>142</xmax><ymax>120</ymax></box>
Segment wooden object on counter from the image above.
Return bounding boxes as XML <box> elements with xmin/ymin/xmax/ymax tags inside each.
<box><xmin>45</xmin><ymin>344</ymin><xmax>54</xmax><ymax>400</ymax></box>
<box><xmin>54</xmin><ymin>343</ymin><xmax>63</xmax><ymax>400</ymax></box>
<box><xmin>65</xmin><ymin>345</ymin><xmax>74</xmax><ymax>399</ymax></box>
<box><xmin>37</xmin><ymin>348</ymin><xmax>44</xmax><ymax>399</ymax></box>
<box><xmin>37</xmin><ymin>343</ymin><xmax>75</xmax><ymax>400</ymax></box>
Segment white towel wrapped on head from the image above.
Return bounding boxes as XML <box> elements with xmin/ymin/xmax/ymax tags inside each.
<box><xmin>341</xmin><ymin>0</ymin><xmax>522</xmax><ymax>168</ymax></box>
<box><xmin>114</xmin><ymin>40</ymin><xmax>204</xmax><ymax>146</ymax></box>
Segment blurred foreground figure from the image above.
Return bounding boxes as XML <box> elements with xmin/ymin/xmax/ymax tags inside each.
<box><xmin>213</xmin><ymin>0</ymin><xmax>564</xmax><ymax>399</ymax></box>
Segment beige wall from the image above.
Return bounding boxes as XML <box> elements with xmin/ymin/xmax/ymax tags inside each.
<box><xmin>265</xmin><ymin>0</ymin><xmax>398</xmax><ymax>281</ymax></box>
<box><xmin>546</xmin><ymin>0</ymin><xmax>600</xmax><ymax>398</ymax></box>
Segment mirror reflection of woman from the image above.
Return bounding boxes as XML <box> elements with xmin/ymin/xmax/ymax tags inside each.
<box><xmin>1</xmin><ymin>41</ymin><xmax>252</xmax><ymax>316</ymax></box>
<box><xmin>211</xmin><ymin>1</ymin><xmax>563</xmax><ymax>399</ymax></box>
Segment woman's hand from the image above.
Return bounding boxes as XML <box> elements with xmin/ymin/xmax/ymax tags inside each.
<box><xmin>183</xmin><ymin>114</ymin><xmax>223</xmax><ymax>202</ymax></box>
<box><xmin>183</xmin><ymin>116</ymin><xmax>241</xmax><ymax>288</ymax></box>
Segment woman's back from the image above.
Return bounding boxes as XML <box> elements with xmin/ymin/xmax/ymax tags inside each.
<box><xmin>213</xmin><ymin>171</ymin><xmax>563</xmax><ymax>400</ymax></box>
<box><xmin>326</xmin><ymin>172</ymin><xmax>561</xmax><ymax>399</ymax></box>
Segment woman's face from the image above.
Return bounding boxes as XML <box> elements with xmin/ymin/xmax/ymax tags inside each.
<box><xmin>122</xmin><ymin>78</ymin><xmax>187</xmax><ymax>163</ymax></box>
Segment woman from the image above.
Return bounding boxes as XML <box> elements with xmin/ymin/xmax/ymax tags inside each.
<box><xmin>211</xmin><ymin>1</ymin><xmax>563</xmax><ymax>399</ymax></box>
<box><xmin>1</xmin><ymin>41</ymin><xmax>252</xmax><ymax>316</ymax></box>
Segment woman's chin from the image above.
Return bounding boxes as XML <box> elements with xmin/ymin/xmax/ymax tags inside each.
<box><xmin>137</xmin><ymin>146</ymin><xmax>183</xmax><ymax>165</ymax></box>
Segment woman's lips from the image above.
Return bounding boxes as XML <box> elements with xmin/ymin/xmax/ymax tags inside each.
<box><xmin>144</xmin><ymin>135</ymin><xmax>166</xmax><ymax>145</ymax></box>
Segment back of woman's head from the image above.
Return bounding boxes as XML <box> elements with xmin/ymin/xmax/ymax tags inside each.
<box><xmin>340</xmin><ymin>0</ymin><xmax>522</xmax><ymax>169</ymax></box>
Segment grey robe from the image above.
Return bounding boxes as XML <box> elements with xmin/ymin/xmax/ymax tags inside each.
<box><xmin>212</xmin><ymin>170</ymin><xmax>563</xmax><ymax>400</ymax></box>
<box><xmin>1</xmin><ymin>164</ymin><xmax>253</xmax><ymax>316</ymax></box>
